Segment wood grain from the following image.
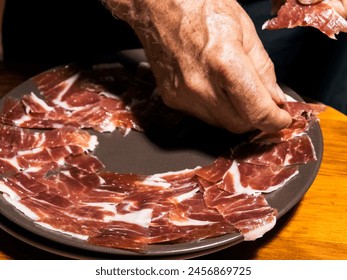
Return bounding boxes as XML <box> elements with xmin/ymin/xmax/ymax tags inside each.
<box><xmin>0</xmin><ymin>64</ymin><xmax>346</xmax><ymax>260</ymax></box>
<box><xmin>254</xmin><ymin>107</ymin><xmax>347</xmax><ymax>260</ymax></box>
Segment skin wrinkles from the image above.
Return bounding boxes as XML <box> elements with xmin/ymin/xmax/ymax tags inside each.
<box><xmin>103</xmin><ymin>0</ymin><xmax>293</xmax><ymax>133</ymax></box>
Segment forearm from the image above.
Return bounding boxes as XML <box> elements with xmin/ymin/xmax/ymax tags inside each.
<box><xmin>101</xmin><ymin>0</ymin><xmax>206</xmax><ymax>28</ymax></box>
<box><xmin>101</xmin><ymin>0</ymin><xmax>209</xmax><ymax>65</ymax></box>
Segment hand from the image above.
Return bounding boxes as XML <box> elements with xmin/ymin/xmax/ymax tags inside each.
<box><xmin>103</xmin><ymin>0</ymin><xmax>292</xmax><ymax>133</ymax></box>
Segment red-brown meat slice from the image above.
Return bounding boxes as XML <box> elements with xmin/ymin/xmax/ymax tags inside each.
<box><xmin>233</xmin><ymin>134</ymin><xmax>316</xmax><ymax>166</ymax></box>
<box><xmin>203</xmin><ymin>185</ymin><xmax>277</xmax><ymax>240</ymax></box>
<box><xmin>263</xmin><ymin>0</ymin><xmax>347</xmax><ymax>39</ymax></box>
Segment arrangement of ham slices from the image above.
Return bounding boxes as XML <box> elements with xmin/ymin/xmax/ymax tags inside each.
<box><xmin>0</xmin><ymin>64</ymin><xmax>325</xmax><ymax>253</ymax></box>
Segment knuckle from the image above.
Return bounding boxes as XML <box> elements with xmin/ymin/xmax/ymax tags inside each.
<box><xmin>158</xmin><ymin>87</ymin><xmax>179</xmax><ymax>108</ymax></box>
<box><xmin>260</xmin><ymin>58</ymin><xmax>276</xmax><ymax>78</ymax></box>
<box><xmin>184</xmin><ymin>75</ymin><xmax>203</xmax><ymax>95</ymax></box>
<box><xmin>248</xmin><ymin>106</ymin><xmax>275</xmax><ymax>128</ymax></box>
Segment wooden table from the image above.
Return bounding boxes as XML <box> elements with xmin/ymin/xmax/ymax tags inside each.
<box><xmin>0</xmin><ymin>63</ymin><xmax>347</xmax><ymax>260</ymax></box>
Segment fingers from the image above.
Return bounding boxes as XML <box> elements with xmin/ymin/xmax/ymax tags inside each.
<box><xmin>217</xmin><ymin>46</ymin><xmax>292</xmax><ymax>132</ymax></box>
<box><xmin>241</xmin><ymin>18</ymin><xmax>287</xmax><ymax>105</ymax></box>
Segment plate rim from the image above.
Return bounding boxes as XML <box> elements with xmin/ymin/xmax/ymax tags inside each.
<box><xmin>0</xmin><ymin>57</ymin><xmax>324</xmax><ymax>258</ymax></box>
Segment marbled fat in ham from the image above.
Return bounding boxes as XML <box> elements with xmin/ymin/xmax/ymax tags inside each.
<box><xmin>203</xmin><ymin>185</ymin><xmax>277</xmax><ymax>240</ymax></box>
<box><xmin>1</xmin><ymin>64</ymin><xmax>142</xmax><ymax>133</ymax></box>
<box><xmin>233</xmin><ymin>134</ymin><xmax>316</xmax><ymax>166</ymax></box>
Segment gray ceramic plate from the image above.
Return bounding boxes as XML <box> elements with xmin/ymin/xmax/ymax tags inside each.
<box><xmin>0</xmin><ymin>50</ymin><xmax>323</xmax><ymax>259</ymax></box>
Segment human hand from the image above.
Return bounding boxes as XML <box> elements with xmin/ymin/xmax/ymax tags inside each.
<box><xmin>103</xmin><ymin>0</ymin><xmax>292</xmax><ymax>133</ymax></box>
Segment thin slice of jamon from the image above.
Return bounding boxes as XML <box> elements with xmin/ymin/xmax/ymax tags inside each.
<box><xmin>22</xmin><ymin>92</ymin><xmax>55</xmax><ymax>114</ymax></box>
<box><xmin>195</xmin><ymin>157</ymin><xmax>233</xmax><ymax>183</ymax></box>
<box><xmin>27</xmin><ymin>64</ymin><xmax>142</xmax><ymax>133</ymax></box>
<box><xmin>0</xmin><ymin>123</ymin><xmax>42</xmax><ymax>153</ymax></box>
<box><xmin>64</xmin><ymin>154</ymin><xmax>105</xmax><ymax>173</ymax></box>
<box><xmin>203</xmin><ymin>185</ymin><xmax>277</xmax><ymax>241</ymax></box>
<box><xmin>1</xmin><ymin>171</ymin><xmax>54</xmax><ymax>200</ymax></box>
<box><xmin>32</xmin><ymin>198</ymin><xmax>149</xmax><ymax>252</ymax></box>
<box><xmin>0</xmin><ymin>124</ymin><xmax>97</xmax><ymax>154</ymax></box>
<box><xmin>90</xmin><ymin>171</ymin><xmax>202</xmax><ymax>247</ymax></box>
<box><xmin>159</xmin><ymin>169</ymin><xmax>201</xmax><ymax>198</ymax></box>
<box><xmin>250</xmin><ymin>101</ymin><xmax>326</xmax><ymax>144</ymax></box>
<box><xmin>21</xmin><ymin>193</ymin><xmax>150</xmax><ymax>252</ymax></box>
<box><xmin>32</xmin><ymin>64</ymin><xmax>131</xmax><ymax>105</ymax></box>
<box><xmin>44</xmin><ymin>127</ymin><xmax>98</xmax><ymax>151</ymax></box>
<box><xmin>39</xmin><ymin>168</ymin><xmax>126</xmax><ymax>206</ymax></box>
<box><xmin>147</xmin><ymin>200</ymin><xmax>185</xmax><ymax>244</ymax></box>
<box><xmin>0</xmin><ymin>159</ymin><xmax>19</xmax><ymax>175</ymax></box>
<box><xmin>0</xmin><ymin>97</ymin><xmax>80</xmax><ymax>129</ymax></box>
<box><xmin>144</xmin><ymin>170</ymin><xmax>235</xmax><ymax>244</ymax></box>
<box><xmin>0</xmin><ymin>64</ymin><xmax>141</xmax><ymax>133</ymax></box>
<box><xmin>214</xmin><ymin>160</ymin><xmax>298</xmax><ymax>194</ymax></box>
<box><xmin>0</xmin><ymin>146</ymin><xmax>84</xmax><ymax>175</ymax></box>
<box><xmin>2</xmin><ymin>166</ymin><xmax>123</xmax><ymax>218</ymax></box>
<box><xmin>66</xmin><ymin>97</ymin><xmax>141</xmax><ymax>133</ymax></box>
<box><xmin>87</xmin><ymin>221</ymin><xmax>150</xmax><ymax>252</ymax></box>
<box><xmin>1</xmin><ymin>91</ymin><xmax>141</xmax><ymax>133</ymax></box>
<box><xmin>227</xmin><ymin>161</ymin><xmax>299</xmax><ymax>193</ymax></box>
<box><xmin>233</xmin><ymin>134</ymin><xmax>316</xmax><ymax>166</ymax></box>
<box><xmin>0</xmin><ymin>174</ymin><xmax>47</xmax><ymax>201</ymax></box>
<box><xmin>165</xmin><ymin>192</ymin><xmax>237</xmax><ymax>243</ymax></box>
<box><xmin>283</xmin><ymin>101</ymin><xmax>326</xmax><ymax>118</ymax></box>
<box><xmin>146</xmin><ymin>169</ymin><xmax>201</xmax><ymax>243</ymax></box>
<box><xmin>31</xmin><ymin>65</ymin><xmax>80</xmax><ymax>95</ymax></box>
<box><xmin>263</xmin><ymin>0</ymin><xmax>347</xmax><ymax>39</ymax></box>
<box><xmin>144</xmin><ymin>170</ymin><xmax>232</xmax><ymax>244</ymax></box>
<box><xmin>98</xmin><ymin>172</ymin><xmax>175</xmax><ymax>196</ymax></box>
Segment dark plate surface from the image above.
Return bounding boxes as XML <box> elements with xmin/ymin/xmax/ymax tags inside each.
<box><xmin>0</xmin><ymin>50</ymin><xmax>323</xmax><ymax>259</ymax></box>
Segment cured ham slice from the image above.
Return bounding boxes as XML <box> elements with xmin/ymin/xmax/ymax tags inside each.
<box><xmin>203</xmin><ymin>185</ymin><xmax>277</xmax><ymax>241</ymax></box>
<box><xmin>249</xmin><ymin>102</ymin><xmax>326</xmax><ymax>143</ymax></box>
<box><xmin>263</xmin><ymin>0</ymin><xmax>347</xmax><ymax>39</ymax></box>
<box><xmin>1</xmin><ymin>97</ymin><xmax>79</xmax><ymax>129</ymax></box>
<box><xmin>162</xmin><ymin>192</ymin><xmax>236</xmax><ymax>243</ymax></box>
<box><xmin>31</xmin><ymin>65</ymin><xmax>80</xmax><ymax>95</ymax></box>
<box><xmin>0</xmin><ymin>123</ymin><xmax>97</xmax><ymax>154</ymax></box>
<box><xmin>0</xmin><ymin>92</ymin><xmax>140</xmax><ymax>133</ymax></box>
<box><xmin>1</xmin><ymin>146</ymin><xmax>81</xmax><ymax>174</ymax></box>
<box><xmin>64</xmin><ymin>154</ymin><xmax>105</xmax><ymax>173</ymax></box>
<box><xmin>224</xmin><ymin>161</ymin><xmax>299</xmax><ymax>193</ymax></box>
<box><xmin>0</xmin><ymin>65</ymin><xmax>142</xmax><ymax>134</ymax></box>
<box><xmin>233</xmin><ymin>134</ymin><xmax>316</xmax><ymax>166</ymax></box>
<box><xmin>145</xmin><ymin>170</ymin><xmax>236</xmax><ymax>244</ymax></box>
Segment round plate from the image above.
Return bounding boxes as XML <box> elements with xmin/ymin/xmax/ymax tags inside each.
<box><xmin>0</xmin><ymin>50</ymin><xmax>323</xmax><ymax>259</ymax></box>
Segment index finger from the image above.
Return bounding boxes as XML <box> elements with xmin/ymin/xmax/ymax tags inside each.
<box><xmin>217</xmin><ymin>48</ymin><xmax>292</xmax><ymax>132</ymax></box>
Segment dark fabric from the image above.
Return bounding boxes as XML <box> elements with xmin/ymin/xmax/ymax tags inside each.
<box><xmin>243</xmin><ymin>0</ymin><xmax>347</xmax><ymax>113</ymax></box>
<box><xmin>2</xmin><ymin>0</ymin><xmax>141</xmax><ymax>66</ymax></box>
<box><xmin>2</xmin><ymin>0</ymin><xmax>347</xmax><ymax>113</ymax></box>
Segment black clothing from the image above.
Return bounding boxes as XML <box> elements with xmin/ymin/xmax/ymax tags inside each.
<box><xmin>2</xmin><ymin>0</ymin><xmax>347</xmax><ymax>113</ymax></box>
